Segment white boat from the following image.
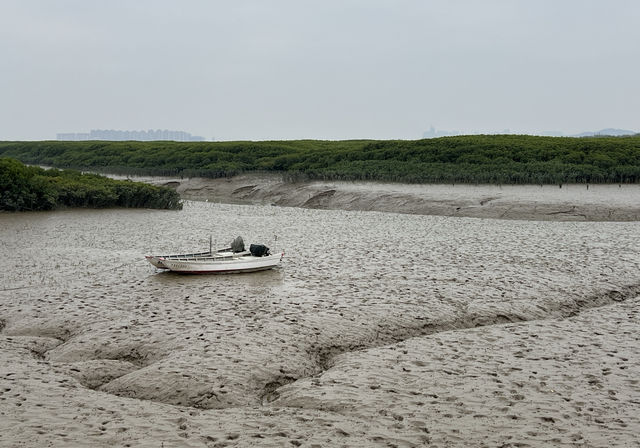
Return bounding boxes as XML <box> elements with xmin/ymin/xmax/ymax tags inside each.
<box><xmin>145</xmin><ymin>237</ymin><xmax>283</xmax><ymax>274</ymax></box>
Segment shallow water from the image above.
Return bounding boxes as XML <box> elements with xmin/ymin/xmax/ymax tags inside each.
<box><xmin>1</xmin><ymin>200</ymin><xmax>640</xmax><ymax>445</ymax></box>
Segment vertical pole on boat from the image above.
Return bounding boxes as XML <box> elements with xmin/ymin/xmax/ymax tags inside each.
<box><xmin>209</xmin><ymin>235</ymin><xmax>212</xmax><ymax>254</ymax></box>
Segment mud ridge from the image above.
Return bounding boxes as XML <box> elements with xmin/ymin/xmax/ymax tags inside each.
<box><xmin>3</xmin><ymin>323</ymin><xmax>75</xmax><ymax>359</ymax></box>
<box><xmin>81</xmin><ymin>283</ymin><xmax>640</xmax><ymax>409</ymax></box>
<box><xmin>301</xmin><ymin>189</ymin><xmax>336</xmax><ymax>208</ymax></box>
<box><xmin>74</xmin><ymin>346</ymin><xmax>164</xmax><ymax>391</ymax></box>
<box><xmin>299</xmin><ymin>282</ymin><xmax>640</xmax><ymax>391</ymax></box>
<box><xmin>102</xmin><ymin>346</ymin><xmax>156</xmax><ymax>368</ymax></box>
<box><xmin>259</xmin><ymin>375</ymin><xmax>299</xmax><ymax>405</ymax></box>
<box><xmin>232</xmin><ymin>185</ymin><xmax>257</xmax><ymax>197</ymax></box>
<box><xmin>9</xmin><ymin>284</ymin><xmax>639</xmax><ymax>412</ymax></box>
<box><xmin>479</xmin><ymin>196</ymin><xmax>499</xmax><ymax>206</ymax></box>
<box><xmin>5</xmin><ymin>323</ymin><xmax>163</xmax><ymax>394</ymax></box>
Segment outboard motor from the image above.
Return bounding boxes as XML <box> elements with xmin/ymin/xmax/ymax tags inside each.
<box><xmin>250</xmin><ymin>244</ymin><xmax>270</xmax><ymax>257</ymax></box>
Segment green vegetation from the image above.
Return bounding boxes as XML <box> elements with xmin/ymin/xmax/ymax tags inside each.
<box><xmin>1</xmin><ymin>135</ymin><xmax>639</xmax><ymax>184</ymax></box>
<box><xmin>0</xmin><ymin>158</ymin><xmax>182</xmax><ymax>211</ymax></box>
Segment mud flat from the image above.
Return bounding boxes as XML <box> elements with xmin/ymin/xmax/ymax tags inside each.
<box><xmin>1</xmin><ymin>196</ymin><xmax>640</xmax><ymax>446</ymax></box>
<box><xmin>141</xmin><ymin>173</ymin><xmax>640</xmax><ymax>221</ymax></box>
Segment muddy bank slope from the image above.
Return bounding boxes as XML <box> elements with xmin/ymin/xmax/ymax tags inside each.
<box><xmin>145</xmin><ymin>174</ymin><xmax>640</xmax><ymax>221</ymax></box>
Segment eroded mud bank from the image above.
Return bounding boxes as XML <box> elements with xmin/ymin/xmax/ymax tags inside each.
<box><xmin>150</xmin><ymin>174</ymin><xmax>640</xmax><ymax>221</ymax></box>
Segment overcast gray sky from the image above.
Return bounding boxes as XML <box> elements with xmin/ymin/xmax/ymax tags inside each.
<box><xmin>1</xmin><ymin>0</ymin><xmax>638</xmax><ymax>141</ymax></box>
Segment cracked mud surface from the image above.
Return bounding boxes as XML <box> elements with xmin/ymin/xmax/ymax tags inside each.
<box><xmin>1</xmin><ymin>197</ymin><xmax>640</xmax><ymax>447</ymax></box>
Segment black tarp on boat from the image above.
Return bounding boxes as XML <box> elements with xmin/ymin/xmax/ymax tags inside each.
<box><xmin>249</xmin><ymin>244</ymin><xmax>270</xmax><ymax>257</ymax></box>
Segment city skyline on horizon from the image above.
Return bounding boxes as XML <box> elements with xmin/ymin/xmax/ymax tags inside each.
<box><xmin>47</xmin><ymin>125</ymin><xmax>639</xmax><ymax>143</ymax></box>
<box><xmin>56</xmin><ymin>128</ymin><xmax>206</xmax><ymax>142</ymax></box>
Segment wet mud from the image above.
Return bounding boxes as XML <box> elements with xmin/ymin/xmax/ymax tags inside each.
<box><xmin>1</xmin><ymin>193</ymin><xmax>640</xmax><ymax>446</ymax></box>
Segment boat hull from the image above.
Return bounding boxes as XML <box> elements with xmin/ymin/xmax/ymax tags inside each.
<box><xmin>151</xmin><ymin>253</ymin><xmax>283</xmax><ymax>274</ymax></box>
<box><xmin>145</xmin><ymin>250</ymin><xmax>218</xmax><ymax>269</ymax></box>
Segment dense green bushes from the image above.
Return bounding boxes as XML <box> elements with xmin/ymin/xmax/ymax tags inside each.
<box><xmin>1</xmin><ymin>135</ymin><xmax>639</xmax><ymax>184</ymax></box>
<box><xmin>0</xmin><ymin>158</ymin><xmax>182</xmax><ymax>211</ymax></box>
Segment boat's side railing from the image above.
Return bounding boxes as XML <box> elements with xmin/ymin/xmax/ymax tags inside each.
<box><xmin>163</xmin><ymin>251</ymin><xmax>253</xmax><ymax>262</ymax></box>
<box><xmin>171</xmin><ymin>256</ymin><xmax>235</xmax><ymax>262</ymax></box>
<box><xmin>159</xmin><ymin>251</ymin><xmax>212</xmax><ymax>260</ymax></box>
<box><xmin>157</xmin><ymin>246</ymin><xmax>240</xmax><ymax>261</ymax></box>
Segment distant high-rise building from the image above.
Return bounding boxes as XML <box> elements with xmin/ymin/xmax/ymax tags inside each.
<box><xmin>56</xmin><ymin>129</ymin><xmax>206</xmax><ymax>142</ymax></box>
<box><xmin>422</xmin><ymin>126</ymin><xmax>461</xmax><ymax>138</ymax></box>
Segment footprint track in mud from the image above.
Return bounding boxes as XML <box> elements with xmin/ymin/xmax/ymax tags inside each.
<box><xmin>4</xmin><ymin>283</ymin><xmax>639</xmax><ymax>411</ymax></box>
<box><xmin>298</xmin><ymin>282</ymin><xmax>640</xmax><ymax>396</ymax></box>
